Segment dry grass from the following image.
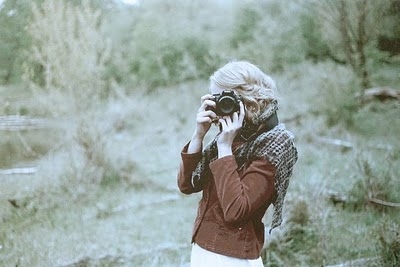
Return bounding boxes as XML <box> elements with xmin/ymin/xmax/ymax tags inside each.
<box><xmin>1</xmin><ymin>62</ymin><xmax>400</xmax><ymax>266</ymax></box>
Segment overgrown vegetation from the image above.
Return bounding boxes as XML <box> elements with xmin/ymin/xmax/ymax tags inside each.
<box><xmin>0</xmin><ymin>0</ymin><xmax>399</xmax><ymax>266</ymax></box>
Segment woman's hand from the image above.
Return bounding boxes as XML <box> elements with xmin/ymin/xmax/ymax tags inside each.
<box><xmin>194</xmin><ymin>94</ymin><xmax>217</xmax><ymax>138</ymax></box>
<box><xmin>187</xmin><ymin>94</ymin><xmax>217</xmax><ymax>154</ymax></box>
<box><xmin>217</xmin><ymin>101</ymin><xmax>245</xmax><ymax>158</ymax></box>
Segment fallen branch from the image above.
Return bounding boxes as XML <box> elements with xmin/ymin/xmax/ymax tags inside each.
<box><xmin>356</xmin><ymin>86</ymin><xmax>400</xmax><ymax>103</ymax></box>
<box><xmin>0</xmin><ymin>115</ymin><xmax>48</xmax><ymax>131</ymax></box>
<box><xmin>315</xmin><ymin>136</ymin><xmax>393</xmax><ymax>151</ymax></box>
<box><xmin>0</xmin><ymin>167</ymin><xmax>38</xmax><ymax>175</ymax></box>
<box><xmin>368</xmin><ymin>197</ymin><xmax>400</xmax><ymax>208</ymax></box>
<box><xmin>326</xmin><ymin>191</ymin><xmax>400</xmax><ymax>209</ymax></box>
<box><xmin>317</xmin><ymin>137</ymin><xmax>354</xmax><ymax>149</ymax></box>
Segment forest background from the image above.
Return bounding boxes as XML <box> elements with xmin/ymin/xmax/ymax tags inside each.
<box><xmin>0</xmin><ymin>0</ymin><xmax>399</xmax><ymax>266</ymax></box>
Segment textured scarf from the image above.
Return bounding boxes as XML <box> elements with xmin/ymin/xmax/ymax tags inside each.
<box><xmin>191</xmin><ymin>100</ymin><xmax>298</xmax><ymax>232</ymax></box>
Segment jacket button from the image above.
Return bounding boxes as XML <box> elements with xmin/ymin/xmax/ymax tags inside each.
<box><xmin>238</xmin><ymin>227</ymin><xmax>242</xmax><ymax>230</ymax></box>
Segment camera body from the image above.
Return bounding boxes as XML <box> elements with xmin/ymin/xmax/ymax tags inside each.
<box><xmin>209</xmin><ymin>90</ymin><xmax>241</xmax><ymax>116</ymax></box>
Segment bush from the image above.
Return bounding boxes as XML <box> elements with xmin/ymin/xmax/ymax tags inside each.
<box><xmin>299</xmin><ymin>14</ymin><xmax>333</xmax><ymax>63</ymax></box>
<box><xmin>25</xmin><ymin>0</ymin><xmax>111</xmax><ymax>112</ymax></box>
<box><xmin>308</xmin><ymin>62</ymin><xmax>359</xmax><ymax>127</ymax></box>
<box><xmin>373</xmin><ymin>218</ymin><xmax>400</xmax><ymax>267</ymax></box>
<box><xmin>347</xmin><ymin>151</ymin><xmax>400</xmax><ymax>212</ymax></box>
<box><xmin>262</xmin><ymin>200</ymin><xmax>321</xmax><ymax>266</ymax></box>
<box><xmin>23</xmin><ymin>0</ymin><xmax>137</xmax><ymax>195</ymax></box>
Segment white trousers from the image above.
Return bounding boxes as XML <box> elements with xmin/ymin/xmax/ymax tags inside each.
<box><xmin>190</xmin><ymin>243</ymin><xmax>264</xmax><ymax>267</ymax></box>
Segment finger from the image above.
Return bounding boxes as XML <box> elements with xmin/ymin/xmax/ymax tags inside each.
<box><xmin>197</xmin><ymin>116</ymin><xmax>212</xmax><ymax>124</ymax></box>
<box><xmin>238</xmin><ymin>101</ymin><xmax>245</xmax><ymax>124</ymax></box>
<box><xmin>232</xmin><ymin>111</ymin><xmax>239</xmax><ymax>122</ymax></box>
<box><xmin>223</xmin><ymin>116</ymin><xmax>232</xmax><ymax>124</ymax></box>
<box><xmin>239</xmin><ymin>101</ymin><xmax>245</xmax><ymax>117</ymax></box>
<box><xmin>200</xmin><ymin>94</ymin><xmax>213</xmax><ymax>103</ymax></box>
<box><xmin>198</xmin><ymin>110</ymin><xmax>217</xmax><ymax>120</ymax></box>
<box><xmin>199</xmin><ymin>99</ymin><xmax>216</xmax><ymax>112</ymax></box>
<box><xmin>219</xmin><ymin>118</ymin><xmax>228</xmax><ymax>130</ymax></box>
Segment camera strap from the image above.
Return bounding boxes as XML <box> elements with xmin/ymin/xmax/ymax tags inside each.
<box><xmin>240</xmin><ymin>112</ymin><xmax>279</xmax><ymax>141</ymax></box>
<box><xmin>264</xmin><ymin>112</ymin><xmax>279</xmax><ymax>132</ymax></box>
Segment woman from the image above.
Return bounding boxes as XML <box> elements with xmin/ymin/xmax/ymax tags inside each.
<box><xmin>177</xmin><ymin>61</ymin><xmax>298</xmax><ymax>266</ymax></box>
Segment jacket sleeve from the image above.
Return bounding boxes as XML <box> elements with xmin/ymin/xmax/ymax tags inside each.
<box><xmin>177</xmin><ymin>142</ymin><xmax>203</xmax><ymax>194</ymax></box>
<box><xmin>209</xmin><ymin>155</ymin><xmax>276</xmax><ymax>223</ymax></box>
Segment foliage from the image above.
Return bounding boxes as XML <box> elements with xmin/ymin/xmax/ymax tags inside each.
<box><xmin>0</xmin><ymin>0</ymin><xmax>36</xmax><ymax>84</ymax></box>
<box><xmin>230</xmin><ymin>5</ymin><xmax>261</xmax><ymax>49</ymax></box>
<box><xmin>299</xmin><ymin>14</ymin><xmax>336</xmax><ymax>63</ymax></box>
<box><xmin>227</xmin><ymin>0</ymin><xmax>305</xmax><ymax>72</ymax></box>
<box><xmin>373</xmin><ymin>218</ymin><xmax>400</xmax><ymax>267</ymax></box>
<box><xmin>347</xmin><ymin>151</ymin><xmax>400</xmax><ymax>211</ymax></box>
<box><xmin>262</xmin><ymin>200</ymin><xmax>322</xmax><ymax>267</ymax></box>
<box><xmin>26</xmin><ymin>0</ymin><xmax>111</xmax><ymax>111</ymax></box>
<box><xmin>302</xmin><ymin>0</ymin><xmax>397</xmax><ymax>89</ymax></box>
<box><xmin>304</xmin><ymin>61</ymin><xmax>359</xmax><ymax>127</ymax></box>
<box><xmin>122</xmin><ymin>0</ymin><xmax>227</xmax><ymax>90</ymax></box>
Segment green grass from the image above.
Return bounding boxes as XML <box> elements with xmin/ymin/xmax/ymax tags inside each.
<box><xmin>0</xmin><ymin>186</ymin><xmax>195</xmax><ymax>266</ymax></box>
<box><xmin>1</xmin><ymin>62</ymin><xmax>400</xmax><ymax>266</ymax></box>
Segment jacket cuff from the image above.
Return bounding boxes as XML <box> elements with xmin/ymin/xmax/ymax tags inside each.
<box><xmin>181</xmin><ymin>142</ymin><xmax>203</xmax><ymax>161</ymax></box>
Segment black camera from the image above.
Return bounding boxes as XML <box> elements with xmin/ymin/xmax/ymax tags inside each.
<box><xmin>209</xmin><ymin>90</ymin><xmax>241</xmax><ymax>116</ymax></box>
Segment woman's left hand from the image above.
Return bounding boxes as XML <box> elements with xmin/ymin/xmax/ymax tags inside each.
<box><xmin>216</xmin><ymin>101</ymin><xmax>245</xmax><ymax>156</ymax></box>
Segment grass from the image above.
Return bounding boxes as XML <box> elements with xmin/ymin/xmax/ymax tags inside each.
<box><xmin>0</xmin><ymin>186</ymin><xmax>195</xmax><ymax>266</ymax></box>
<box><xmin>1</xmin><ymin>62</ymin><xmax>400</xmax><ymax>266</ymax></box>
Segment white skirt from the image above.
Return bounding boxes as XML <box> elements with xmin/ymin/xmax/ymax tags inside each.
<box><xmin>190</xmin><ymin>243</ymin><xmax>264</xmax><ymax>267</ymax></box>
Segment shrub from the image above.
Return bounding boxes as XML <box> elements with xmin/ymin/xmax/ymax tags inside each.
<box><xmin>23</xmin><ymin>0</ymin><xmax>135</xmax><ymax>193</ymax></box>
<box><xmin>299</xmin><ymin>14</ymin><xmax>333</xmax><ymax>63</ymax></box>
<box><xmin>373</xmin><ymin>218</ymin><xmax>400</xmax><ymax>267</ymax></box>
<box><xmin>262</xmin><ymin>200</ymin><xmax>321</xmax><ymax>266</ymax></box>
<box><xmin>25</xmin><ymin>0</ymin><xmax>111</xmax><ymax>113</ymax></box>
<box><xmin>346</xmin><ymin>151</ymin><xmax>400</xmax><ymax>212</ymax></box>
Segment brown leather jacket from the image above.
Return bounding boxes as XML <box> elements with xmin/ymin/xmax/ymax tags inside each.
<box><xmin>177</xmin><ymin>139</ymin><xmax>277</xmax><ymax>259</ymax></box>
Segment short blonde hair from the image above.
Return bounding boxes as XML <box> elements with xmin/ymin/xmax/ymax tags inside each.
<box><xmin>210</xmin><ymin>60</ymin><xmax>276</xmax><ymax>123</ymax></box>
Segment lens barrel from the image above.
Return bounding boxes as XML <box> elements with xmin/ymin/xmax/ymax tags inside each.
<box><xmin>214</xmin><ymin>90</ymin><xmax>240</xmax><ymax>116</ymax></box>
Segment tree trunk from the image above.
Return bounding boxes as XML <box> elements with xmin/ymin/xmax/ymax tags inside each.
<box><xmin>339</xmin><ymin>0</ymin><xmax>356</xmax><ymax>70</ymax></box>
<box><xmin>356</xmin><ymin>0</ymin><xmax>371</xmax><ymax>89</ymax></box>
<box><xmin>338</xmin><ymin>0</ymin><xmax>371</xmax><ymax>89</ymax></box>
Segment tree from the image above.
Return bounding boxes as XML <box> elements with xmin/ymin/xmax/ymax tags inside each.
<box><xmin>26</xmin><ymin>0</ymin><xmax>111</xmax><ymax>113</ymax></box>
<box><xmin>25</xmin><ymin>0</ymin><xmax>124</xmax><ymax>186</ymax></box>
<box><xmin>306</xmin><ymin>0</ymin><xmax>391</xmax><ymax>89</ymax></box>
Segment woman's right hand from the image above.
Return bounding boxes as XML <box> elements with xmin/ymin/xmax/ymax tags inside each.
<box><xmin>187</xmin><ymin>94</ymin><xmax>217</xmax><ymax>154</ymax></box>
<box><xmin>194</xmin><ymin>94</ymin><xmax>217</xmax><ymax>138</ymax></box>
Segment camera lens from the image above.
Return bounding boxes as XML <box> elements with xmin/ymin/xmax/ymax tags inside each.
<box><xmin>218</xmin><ymin>96</ymin><xmax>236</xmax><ymax>115</ymax></box>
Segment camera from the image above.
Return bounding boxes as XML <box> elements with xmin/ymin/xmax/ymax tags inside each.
<box><xmin>209</xmin><ymin>90</ymin><xmax>241</xmax><ymax>116</ymax></box>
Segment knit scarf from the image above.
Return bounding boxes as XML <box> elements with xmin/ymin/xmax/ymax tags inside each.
<box><xmin>191</xmin><ymin>100</ymin><xmax>298</xmax><ymax>232</ymax></box>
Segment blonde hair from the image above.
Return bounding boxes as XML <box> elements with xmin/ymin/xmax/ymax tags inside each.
<box><xmin>210</xmin><ymin>60</ymin><xmax>277</xmax><ymax>123</ymax></box>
